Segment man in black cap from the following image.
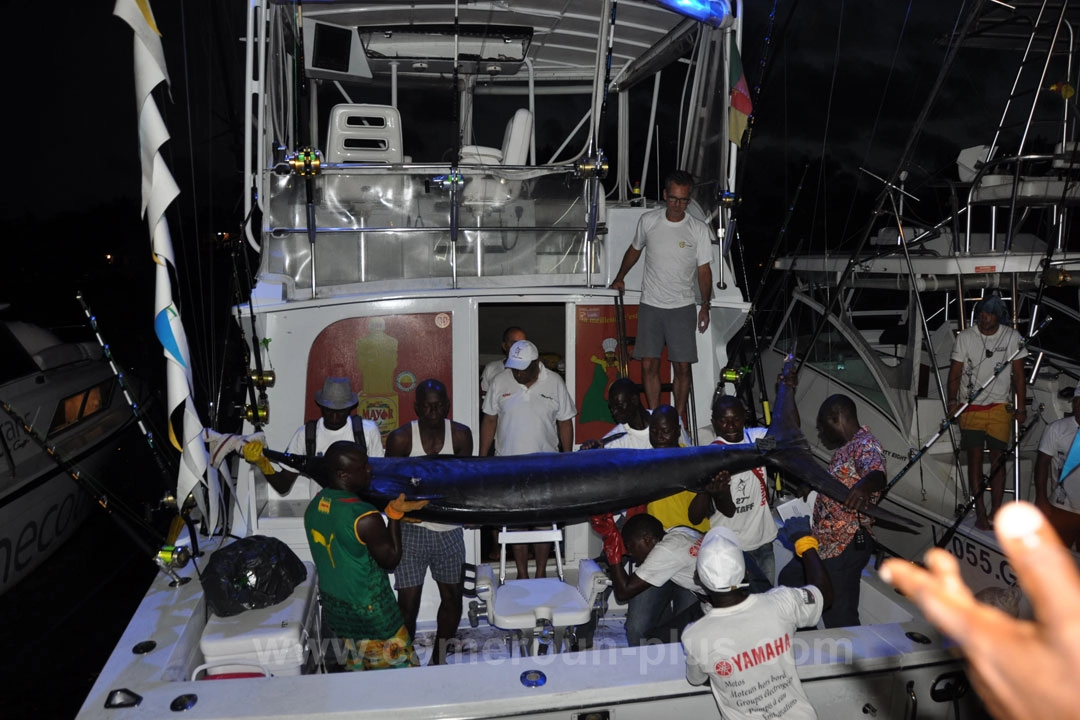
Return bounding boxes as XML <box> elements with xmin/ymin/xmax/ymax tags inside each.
<box><xmin>947</xmin><ymin>296</ymin><xmax>1028</xmax><ymax>530</ymax></box>
<box><xmin>244</xmin><ymin>376</ymin><xmax>384</xmax><ymax>496</ymax></box>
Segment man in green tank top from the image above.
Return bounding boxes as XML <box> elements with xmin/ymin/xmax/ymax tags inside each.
<box><xmin>305</xmin><ymin>441</ymin><xmax>427</xmax><ymax>670</ymax></box>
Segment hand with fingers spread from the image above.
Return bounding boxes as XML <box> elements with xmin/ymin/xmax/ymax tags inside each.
<box><xmin>880</xmin><ymin>502</ymin><xmax>1080</xmax><ymax>720</ymax></box>
<box><xmin>384</xmin><ymin>493</ymin><xmax>429</xmax><ymax>521</ymax></box>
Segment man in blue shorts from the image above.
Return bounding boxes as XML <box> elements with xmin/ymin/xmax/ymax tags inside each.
<box><xmin>610</xmin><ymin>169</ymin><xmax>713</xmax><ymax>422</ymax></box>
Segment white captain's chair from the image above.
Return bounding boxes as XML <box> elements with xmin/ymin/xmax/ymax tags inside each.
<box><xmin>325</xmin><ymin>104</ymin><xmax>403</xmax><ymax>163</ymax></box>
<box><xmin>471</xmin><ymin>525</ymin><xmax>610</xmax><ymax>656</ymax></box>
<box><xmin>459</xmin><ymin>108</ymin><xmax>533</xmax><ymax>166</ymax></box>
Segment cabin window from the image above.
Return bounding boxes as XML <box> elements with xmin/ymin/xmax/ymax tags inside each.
<box><xmin>774</xmin><ymin>299</ymin><xmax>891</xmax><ymax>415</ymax></box>
<box><xmin>48</xmin><ymin>380</ymin><xmax>114</xmax><ymax>435</ymax></box>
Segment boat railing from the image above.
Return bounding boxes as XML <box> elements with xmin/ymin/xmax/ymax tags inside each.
<box><xmin>964</xmin><ymin>148</ymin><xmax>1078</xmax><ymax>254</ymax></box>
<box><xmin>260</xmin><ymin>163</ymin><xmax>605</xmax><ymax>299</ymax></box>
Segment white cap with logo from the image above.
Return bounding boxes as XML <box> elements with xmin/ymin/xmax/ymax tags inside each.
<box><xmin>505</xmin><ymin>340</ymin><xmax>540</xmax><ymax>370</ymax></box>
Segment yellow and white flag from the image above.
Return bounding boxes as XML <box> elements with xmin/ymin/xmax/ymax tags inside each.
<box><xmin>114</xmin><ymin>0</ymin><xmax>216</xmax><ymax>531</ymax></box>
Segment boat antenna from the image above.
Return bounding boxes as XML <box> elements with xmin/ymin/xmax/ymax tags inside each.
<box><xmin>795</xmin><ymin>0</ymin><xmax>991</xmax><ymax>374</ymax></box>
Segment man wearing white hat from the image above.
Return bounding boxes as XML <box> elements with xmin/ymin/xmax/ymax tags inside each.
<box><xmin>682</xmin><ymin>520</ymin><xmax>833</xmax><ymax>720</ymax></box>
<box><xmin>244</xmin><ymin>376</ymin><xmax>384</xmax><ymax>497</ymax></box>
<box><xmin>1034</xmin><ymin>385</ymin><xmax>1080</xmax><ymax>549</ymax></box>
<box><xmin>479</xmin><ymin>340</ymin><xmax>576</xmax><ymax>577</ymax></box>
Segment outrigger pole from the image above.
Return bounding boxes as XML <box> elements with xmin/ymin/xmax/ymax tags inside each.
<box><xmin>795</xmin><ymin>0</ymin><xmax>990</xmax><ymax>375</ymax></box>
<box><xmin>884</xmin><ymin>316</ymin><xmax>1051</xmax><ymax>493</ymax></box>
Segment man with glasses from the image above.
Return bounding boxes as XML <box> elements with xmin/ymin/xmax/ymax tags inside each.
<box><xmin>611</xmin><ymin>169</ymin><xmax>713</xmax><ymax>424</ymax></box>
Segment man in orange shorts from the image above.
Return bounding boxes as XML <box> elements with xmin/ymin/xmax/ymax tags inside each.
<box><xmin>947</xmin><ymin>296</ymin><xmax>1027</xmax><ymax>530</ymax></box>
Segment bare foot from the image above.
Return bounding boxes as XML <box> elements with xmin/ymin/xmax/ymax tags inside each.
<box><xmin>974</xmin><ymin>516</ymin><xmax>992</xmax><ymax>531</ymax></box>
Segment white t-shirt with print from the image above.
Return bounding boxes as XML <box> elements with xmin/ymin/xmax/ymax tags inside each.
<box><xmin>950</xmin><ymin>324</ymin><xmax>1027</xmax><ymax>404</ymax></box>
<box><xmin>707</xmin><ymin>427</ymin><xmax>777</xmax><ymax>551</ymax></box>
<box><xmin>634</xmin><ymin>526</ymin><xmax>705</xmax><ymax>593</ymax></box>
<box><xmin>631</xmin><ymin>207</ymin><xmax>714</xmax><ymax>309</ymax></box>
<box><xmin>683</xmin><ymin>585</ymin><xmax>824</xmax><ymax>720</ymax></box>
<box><xmin>482</xmin><ymin>363</ymin><xmax>577</xmax><ymax>456</ymax></box>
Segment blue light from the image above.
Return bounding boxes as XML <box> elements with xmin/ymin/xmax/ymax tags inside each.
<box><xmin>653</xmin><ymin>0</ymin><xmax>733</xmax><ymax>28</ymax></box>
<box><xmin>520</xmin><ymin>669</ymin><xmax>547</xmax><ymax>688</ymax></box>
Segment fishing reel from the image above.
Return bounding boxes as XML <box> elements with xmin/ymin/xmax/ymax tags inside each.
<box><xmin>574</xmin><ymin>152</ymin><xmax>609</xmax><ymax>179</ymax></box>
<box><xmin>719</xmin><ymin>365</ymin><xmax>753</xmax><ymax>385</ymax></box>
<box><xmin>244</xmin><ymin>401</ymin><xmax>270</xmax><ymax>425</ymax></box>
<box><xmin>285</xmin><ymin>147</ymin><xmax>322</xmax><ymax>177</ymax></box>
<box><xmin>155</xmin><ymin>544</ymin><xmax>193</xmax><ymax>587</ymax></box>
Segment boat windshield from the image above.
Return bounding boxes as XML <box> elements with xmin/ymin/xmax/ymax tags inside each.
<box><xmin>773</xmin><ymin>297</ymin><xmax>892</xmax><ymax>416</ymax></box>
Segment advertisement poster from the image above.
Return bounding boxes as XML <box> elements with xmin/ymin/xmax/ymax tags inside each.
<box><xmin>306</xmin><ymin>312</ymin><xmax>454</xmax><ymax>438</ymax></box>
<box><xmin>574</xmin><ymin>304</ymin><xmax>670</xmax><ymax>444</ymax></box>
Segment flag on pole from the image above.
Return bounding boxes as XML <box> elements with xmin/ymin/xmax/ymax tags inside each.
<box><xmin>729</xmin><ymin>38</ymin><xmax>753</xmax><ymax>147</ymax></box>
<box><xmin>114</xmin><ymin>0</ymin><xmax>216</xmax><ymax>532</ymax></box>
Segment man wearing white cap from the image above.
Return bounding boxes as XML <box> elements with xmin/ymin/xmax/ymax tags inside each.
<box><xmin>243</xmin><ymin>376</ymin><xmax>384</xmax><ymax>497</ymax></box>
<box><xmin>683</xmin><ymin>520</ymin><xmax>833</xmax><ymax>719</ymax></box>
<box><xmin>479</xmin><ymin>340</ymin><xmax>576</xmax><ymax>577</ymax></box>
<box><xmin>1034</xmin><ymin>386</ymin><xmax>1080</xmax><ymax>549</ymax></box>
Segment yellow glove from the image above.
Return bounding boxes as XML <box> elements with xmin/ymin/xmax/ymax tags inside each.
<box><xmin>384</xmin><ymin>493</ymin><xmax>429</xmax><ymax>521</ymax></box>
<box><xmin>242</xmin><ymin>440</ymin><xmax>276</xmax><ymax>476</ymax></box>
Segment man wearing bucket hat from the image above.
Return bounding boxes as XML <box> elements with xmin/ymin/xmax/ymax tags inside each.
<box><xmin>479</xmin><ymin>339</ymin><xmax>576</xmax><ymax>578</ymax></box>
<box><xmin>1034</xmin><ymin>385</ymin><xmax>1080</xmax><ymax>548</ymax></box>
<box><xmin>244</xmin><ymin>376</ymin><xmax>384</xmax><ymax>496</ymax></box>
<box><xmin>682</xmin><ymin>521</ymin><xmax>833</xmax><ymax>719</ymax></box>
<box><xmin>947</xmin><ymin>295</ymin><xmax>1028</xmax><ymax>530</ymax></box>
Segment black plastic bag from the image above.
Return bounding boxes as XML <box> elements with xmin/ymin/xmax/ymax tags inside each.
<box><xmin>203</xmin><ymin>535</ymin><xmax>307</xmax><ymax>617</ymax></box>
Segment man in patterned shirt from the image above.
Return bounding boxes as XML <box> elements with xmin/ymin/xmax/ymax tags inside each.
<box><xmin>778</xmin><ymin>394</ymin><xmax>885</xmax><ymax>627</ymax></box>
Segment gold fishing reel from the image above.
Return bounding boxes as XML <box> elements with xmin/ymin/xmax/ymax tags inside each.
<box><xmin>287</xmin><ymin>147</ymin><xmax>322</xmax><ymax>177</ymax></box>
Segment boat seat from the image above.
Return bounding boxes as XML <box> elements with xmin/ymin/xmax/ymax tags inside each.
<box><xmin>473</xmin><ymin>556</ymin><xmax>610</xmax><ymax>655</ymax></box>
<box><xmin>460</xmin><ymin>108</ymin><xmax>532</xmax><ymax>166</ymax></box>
<box><xmin>325</xmin><ymin>104</ymin><xmax>403</xmax><ymax>164</ymax></box>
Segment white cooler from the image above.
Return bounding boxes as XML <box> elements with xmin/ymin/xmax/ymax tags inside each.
<box><xmin>198</xmin><ymin>561</ymin><xmax>319</xmax><ymax>678</ymax></box>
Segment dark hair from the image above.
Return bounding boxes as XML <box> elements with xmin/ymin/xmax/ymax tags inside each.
<box><xmin>416</xmin><ymin>378</ymin><xmax>448</xmax><ymax>399</ymax></box>
<box><xmin>664</xmin><ymin>169</ymin><xmax>694</xmax><ymax>191</ymax></box>
<box><xmin>622</xmin><ymin>513</ymin><xmax>663</xmax><ymax>544</ymax></box>
<box><xmin>711</xmin><ymin>394</ymin><xmax>746</xmax><ymax>418</ymax></box>
<box><xmin>608</xmin><ymin>377</ymin><xmax>639</xmax><ymax>399</ymax></box>
<box><xmin>818</xmin><ymin>393</ymin><xmax>858</xmax><ymax>424</ymax></box>
<box><xmin>502</xmin><ymin>326</ymin><xmax>526</xmax><ymax>344</ymax></box>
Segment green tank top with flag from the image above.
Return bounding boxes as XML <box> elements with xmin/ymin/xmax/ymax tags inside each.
<box><xmin>304</xmin><ymin>488</ymin><xmax>403</xmax><ymax>641</ymax></box>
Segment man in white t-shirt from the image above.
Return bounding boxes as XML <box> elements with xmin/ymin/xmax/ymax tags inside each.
<box><xmin>610</xmin><ymin>169</ymin><xmax>713</xmax><ymax>423</ymax></box>
<box><xmin>479</xmin><ymin>340</ymin><xmax>576</xmax><ymax>578</ymax></box>
<box><xmin>385</xmin><ymin>378</ymin><xmax>473</xmax><ymax>665</ymax></box>
<box><xmin>947</xmin><ymin>295</ymin><xmax>1028</xmax><ymax>530</ymax></box>
<box><xmin>480</xmin><ymin>326</ymin><xmax>526</xmax><ymax>401</ymax></box>
<box><xmin>683</xmin><ymin>520</ymin><xmax>834</xmax><ymax>720</ymax></box>
<box><xmin>689</xmin><ymin>395</ymin><xmax>776</xmax><ymax>592</ymax></box>
<box><xmin>243</xmin><ymin>376</ymin><xmax>384</xmax><ymax>497</ymax></box>
<box><xmin>1034</xmin><ymin>386</ymin><xmax>1080</xmax><ymax>549</ymax></box>
<box><xmin>590</xmin><ymin>512</ymin><xmax>709</xmax><ymax>644</ymax></box>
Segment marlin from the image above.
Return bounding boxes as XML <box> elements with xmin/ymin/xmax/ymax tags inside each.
<box><xmin>268</xmin><ymin>360</ymin><xmax>917</xmax><ymax>528</ymax></box>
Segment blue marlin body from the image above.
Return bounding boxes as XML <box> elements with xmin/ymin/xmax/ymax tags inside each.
<box><xmin>362</xmin><ymin>372</ymin><xmax>919</xmax><ymax>528</ymax></box>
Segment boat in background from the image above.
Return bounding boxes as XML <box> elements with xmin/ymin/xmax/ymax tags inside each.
<box><xmin>76</xmin><ymin>1</ymin><xmax>980</xmax><ymax>718</ymax></box>
<box><xmin>757</xmin><ymin>0</ymin><xmax>1079</xmax><ymax>598</ymax></box>
<box><xmin>0</xmin><ymin>306</ymin><xmax>135</xmax><ymax>596</ymax></box>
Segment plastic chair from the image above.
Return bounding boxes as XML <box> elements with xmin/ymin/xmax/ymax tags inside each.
<box><xmin>325</xmin><ymin>104</ymin><xmax>403</xmax><ymax>163</ymax></box>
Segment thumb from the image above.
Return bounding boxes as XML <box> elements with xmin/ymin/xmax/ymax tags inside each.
<box><xmin>995</xmin><ymin>502</ymin><xmax>1080</xmax><ymax>625</ymax></box>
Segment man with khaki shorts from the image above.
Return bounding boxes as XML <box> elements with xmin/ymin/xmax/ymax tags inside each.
<box><xmin>947</xmin><ymin>296</ymin><xmax>1027</xmax><ymax>530</ymax></box>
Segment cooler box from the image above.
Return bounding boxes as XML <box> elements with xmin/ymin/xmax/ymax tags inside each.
<box><xmin>198</xmin><ymin>561</ymin><xmax>318</xmax><ymax>678</ymax></box>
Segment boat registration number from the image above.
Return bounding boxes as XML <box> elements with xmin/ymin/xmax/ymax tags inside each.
<box><xmin>932</xmin><ymin>526</ymin><xmax>1017</xmax><ymax>586</ymax></box>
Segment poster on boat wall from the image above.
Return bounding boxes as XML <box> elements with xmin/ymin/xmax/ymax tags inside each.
<box><xmin>305</xmin><ymin>313</ymin><xmax>454</xmax><ymax>442</ymax></box>
<box><xmin>574</xmin><ymin>304</ymin><xmax>670</xmax><ymax>444</ymax></box>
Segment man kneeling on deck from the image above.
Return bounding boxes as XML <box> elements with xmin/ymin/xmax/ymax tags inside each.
<box><xmin>590</xmin><ymin>512</ymin><xmax>709</xmax><ymax>644</ymax></box>
<box><xmin>305</xmin><ymin>441</ymin><xmax>428</xmax><ymax>671</ymax></box>
<box><xmin>683</xmin><ymin>519</ymin><xmax>834</xmax><ymax>719</ymax></box>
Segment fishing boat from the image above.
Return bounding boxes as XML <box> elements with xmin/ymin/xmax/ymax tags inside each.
<box><xmin>77</xmin><ymin>1</ymin><xmax>982</xmax><ymax>717</ymax></box>
<box><xmin>756</xmin><ymin>0</ymin><xmax>1079</xmax><ymax>599</ymax></box>
<box><xmin>0</xmin><ymin>306</ymin><xmax>135</xmax><ymax>596</ymax></box>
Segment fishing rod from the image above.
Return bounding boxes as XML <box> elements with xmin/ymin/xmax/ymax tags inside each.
<box><xmin>76</xmin><ymin>292</ymin><xmax>176</xmax><ymax>484</ymax></box>
<box><xmin>796</xmin><ymin>0</ymin><xmax>990</xmax><ymax>376</ymax></box>
<box><xmin>884</xmin><ymin>315</ymin><xmax>1051</xmax><ymax>493</ymax></box>
<box><xmin>935</xmin><ymin>407</ymin><xmax>1044</xmax><ymax>550</ymax></box>
<box><xmin>0</xmin><ymin>398</ymin><xmax>191</xmax><ymax>586</ymax></box>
